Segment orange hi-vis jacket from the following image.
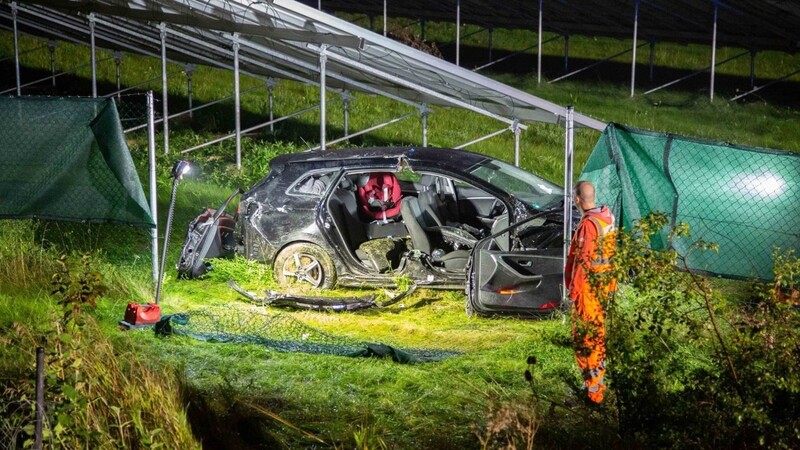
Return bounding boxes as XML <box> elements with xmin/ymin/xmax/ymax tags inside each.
<box><xmin>565</xmin><ymin>205</ymin><xmax>616</xmax><ymax>404</ymax></box>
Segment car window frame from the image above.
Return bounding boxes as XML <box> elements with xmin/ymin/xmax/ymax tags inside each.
<box><xmin>285</xmin><ymin>168</ymin><xmax>338</xmax><ymax>198</ymax></box>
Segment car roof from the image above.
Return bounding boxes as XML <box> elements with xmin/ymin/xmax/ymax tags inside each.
<box><xmin>271</xmin><ymin>146</ymin><xmax>492</xmax><ymax>171</ymax></box>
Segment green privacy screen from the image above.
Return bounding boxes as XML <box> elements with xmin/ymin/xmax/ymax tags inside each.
<box><xmin>0</xmin><ymin>96</ymin><xmax>154</xmax><ymax>228</ymax></box>
<box><xmin>581</xmin><ymin>123</ymin><xmax>799</xmax><ymax>280</ymax></box>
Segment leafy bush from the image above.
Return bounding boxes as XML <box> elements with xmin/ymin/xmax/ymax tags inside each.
<box><xmin>601</xmin><ymin>213</ymin><xmax>800</xmax><ymax>448</ymax></box>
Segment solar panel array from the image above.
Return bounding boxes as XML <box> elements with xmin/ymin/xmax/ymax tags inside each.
<box><xmin>0</xmin><ymin>0</ymin><xmax>605</xmax><ymax>130</ymax></box>
<box><xmin>306</xmin><ymin>0</ymin><xmax>800</xmax><ymax>53</ymax></box>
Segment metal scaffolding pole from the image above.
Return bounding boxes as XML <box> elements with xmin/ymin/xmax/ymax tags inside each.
<box><xmin>420</xmin><ymin>103</ymin><xmax>429</xmax><ymax>147</ymax></box>
<box><xmin>630</xmin><ymin>0</ymin><xmax>639</xmax><ymax>97</ymax></box>
<box><xmin>710</xmin><ymin>0</ymin><xmax>718</xmax><ymax>102</ymax></box>
<box><xmin>487</xmin><ymin>27</ymin><xmax>493</xmax><ymax>64</ymax></box>
<box><xmin>159</xmin><ymin>22</ymin><xmax>169</xmax><ymax>153</ymax></box>
<box><xmin>562</xmin><ymin>105</ymin><xmax>574</xmax><ymax>305</ymax></box>
<box><xmin>12</xmin><ymin>2</ymin><xmax>20</xmax><ymax>96</ymax></box>
<box><xmin>537</xmin><ymin>0</ymin><xmax>543</xmax><ymax>85</ymax></box>
<box><xmin>232</xmin><ymin>33</ymin><xmax>241</xmax><ymax>169</ymax></box>
<box><xmin>456</xmin><ymin>0</ymin><xmax>461</xmax><ymax>67</ymax></box>
<box><xmin>48</xmin><ymin>40</ymin><xmax>56</xmax><ymax>87</ymax></box>
<box><xmin>267</xmin><ymin>78</ymin><xmax>276</xmax><ymax>133</ymax></box>
<box><xmin>186</xmin><ymin>64</ymin><xmax>194</xmax><ymax>119</ymax></box>
<box><xmin>319</xmin><ymin>45</ymin><xmax>328</xmax><ymax>151</ymax></box>
<box><xmin>383</xmin><ymin>0</ymin><xmax>387</xmax><ymax>36</ymax></box>
<box><xmin>563</xmin><ymin>35</ymin><xmax>569</xmax><ymax>73</ymax></box>
<box><xmin>89</xmin><ymin>13</ymin><xmax>97</xmax><ymax>97</ymax></box>
<box><xmin>113</xmin><ymin>51</ymin><xmax>122</xmax><ymax>99</ymax></box>
<box><xmin>146</xmin><ymin>91</ymin><xmax>159</xmax><ymax>285</ymax></box>
<box><xmin>341</xmin><ymin>90</ymin><xmax>352</xmax><ymax>137</ymax></box>
<box><xmin>455</xmin><ymin>127</ymin><xmax>510</xmax><ymax>150</ymax></box>
<box><xmin>513</xmin><ymin>119</ymin><xmax>521</xmax><ymax>167</ymax></box>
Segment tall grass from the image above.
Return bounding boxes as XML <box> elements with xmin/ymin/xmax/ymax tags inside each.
<box><xmin>0</xmin><ymin>299</ymin><xmax>200</xmax><ymax>449</ymax></box>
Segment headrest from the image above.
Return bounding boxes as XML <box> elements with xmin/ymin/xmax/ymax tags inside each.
<box><xmin>339</xmin><ymin>176</ymin><xmax>355</xmax><ymax>191</ymax></box>
<box><xmin>357</xmin><ymin>174</ymin><xmax>371</xmax><ymax>187</ymax></box>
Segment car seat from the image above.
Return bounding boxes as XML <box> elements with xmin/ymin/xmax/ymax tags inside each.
<box><xmin>357</xmin><ymin>172</ymin><xmax>402</xmax><ymax>222</ymax></box>
<box><xmin>400</xmin><ymin>196</ymin><xmax>469</xmax><ymax>272</ymax></box>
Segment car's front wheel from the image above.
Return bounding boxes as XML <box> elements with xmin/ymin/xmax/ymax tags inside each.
<box><xmin>274</xmin><ymin>242</ymin><xmax>336</xmax><ymax>289</ymax></box>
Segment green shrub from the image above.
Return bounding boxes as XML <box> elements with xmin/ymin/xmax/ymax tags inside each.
<box><xmin>601</xmin><ymin>213</ymin><xmax>800</xmax><ymax>448</ymax></box>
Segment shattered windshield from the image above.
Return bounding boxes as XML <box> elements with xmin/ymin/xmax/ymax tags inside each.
<box><xmin>470</xmin><ymin>158</ymin><xmax>563</xmax><ymax>209</ymax></box>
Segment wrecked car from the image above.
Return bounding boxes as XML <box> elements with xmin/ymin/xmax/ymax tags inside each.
<box><xmin>180</xmin><ymin>146</ymin><xmax>573</xmax><ymax>315</ymax></box>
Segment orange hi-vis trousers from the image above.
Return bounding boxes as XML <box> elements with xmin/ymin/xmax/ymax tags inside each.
<box><xmin>566</xmin><ymin>207</ymin><xmax>616</xmax><ymax>404</ymax></box>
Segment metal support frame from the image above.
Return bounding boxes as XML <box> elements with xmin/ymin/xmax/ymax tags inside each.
<box><xmin>318</xmin><ymin>46</ymin><xmax>528</xmax><ymax>130</ymax></box>
<box><xmin>185</xmin><ymin>63</ymin><xmax>195</xmax><ymax>118</ymax></box>
<box><xmin>474</xmin><ymin>42</ymin><xmax>544</xmax><ymax>72</ymax></box>
<box><xmin>0</xmin><ymin>56</ymin><xmax>113</xmax><ymax>95</ymax></box>
<box><xmin>232</xmin><ymin>33</ymin><xmax>242</xmax><ymax>169</ymax></box>
<box><xmin>630</xmin><ymin>0</ymin><xmax>639</xmax><ymax>97</ymax></box>
<box><xmin>48</xmin><ymin>39</ymin><xmax>56</xmax><ymax>87</ymax></box>
<box><xmin>710</xmin><ymin>0</ymin><xmax>719</xmax><ymax>102</ymax></box>
<box><xmin>487</xmin><ymin>27</ymin><xmax>493</xmax><ymax>64</ymax></box>
<box><xmin>124</xmin><ymin>83</ymin><xmax>264</xmax><ymax>133</ymax></box>
<box><xmin>643</xmin><ymin>50</ymin><xmax>748</xmax><ymax>95</ymax></box>
<box><xmin>341</xmin><ymin>89</ymin><xmax>353</xmax><ymax>137</ymax></box>
<box><xmin>537</xmin><ymin>0</ymin><xmax>543</xmax><ymax>85</ymax></box>
<box><xmin>266</xmin><ymin>78</ymin><xmax>276</xmax><ymax>133</ymax></box>
<box><xmin>730</xmin><ymin>68</ymin><xmax>800</xmax><ymax>102</ymax></box>
<box><xmin>308</xmin><ymin>112</ymin><xmax>412</xmax><ymax>151</ymax></box>
<box><xmin>383</xmin><ymin>0</ymin><xmax>387</xmax><ymax>36</ymax></box>
<box><xmin>420</xmin><ymin>103</ymin><xmax>429</xmax><ymax>147</ymax></box>
<box><xmin>12</xmin><ymin>2</ymin><xmax>20</xmax><ymax>96</ymax></box>
<box><xmin>181</xmin><ymin>104</ymin><xmax>320</xmax><ymax>154</ymax></box>
<box><xmin>550</xmin><ymin>42</ymin><xmax>647</xmax><ymax>84</ymax></box>
<box><xmin>319</xmin><ymin>44</ymin><xmax>328</xmax><ymax>150</ymax></box>
<box><xmin>113</xmin><ymin>51</ymin><xmax>122</xmax><ymax>99</ymax></box>
<box><xmin>159</xmin><ymin>22</ymin><xmax>169</xmax><ymax>153</ymax></box>
<box><xmin>562</xmin><ymin>105</ymin><xmax>574</xmax><ymax>305</ymax></box>
<box><xmin>512</xmin><ymin>119</ymin><xmax>521</xmax><ymax>166</ymax></box>
<box><xmin>89</xmin><ymin>13</ymin><xmax>97</xmax><ymax>97</ymax></box>
<box><xmin>146</xmin><ymin>91</ymin><xmax>159</xmax><ymax>285</ymax></box>
<box><xmin>456</xmin><ymin>0</ymin><xmax>461</xmax><ymax>67</ymax></box>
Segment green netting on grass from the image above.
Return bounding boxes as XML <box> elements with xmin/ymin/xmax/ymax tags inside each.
<box><xmin>581</xmin><ymin>123</ymin><xmax>800</xmax><ymax>280</ymax></box>
<box><xmin>0</xmin><ymin>96</ymin><xmax>153</xmax><ymax>227</ymax></box>
<box><xmin>155</xmin><ymin>308</ymin><xmax>460</xmax><ymax>363</ymax></box>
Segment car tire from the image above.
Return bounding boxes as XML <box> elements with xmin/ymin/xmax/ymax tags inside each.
<box><xmin>274</xmin><ymin>242</ymin><xmax>337</xmax><ymax>289</ymax></box>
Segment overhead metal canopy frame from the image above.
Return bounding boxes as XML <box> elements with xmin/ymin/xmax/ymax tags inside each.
<box><xmin>1</xmin><ymin>0</ymin><xmax>605</xmax><ymax>173</ymax></box>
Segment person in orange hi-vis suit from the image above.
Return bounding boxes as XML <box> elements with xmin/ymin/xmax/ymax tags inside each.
<box><xmin>565</xmin><ymin>181</ymin><xmax>617</xmax><ymax>404</ymax></box>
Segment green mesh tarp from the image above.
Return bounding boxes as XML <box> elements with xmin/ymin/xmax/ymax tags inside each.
<box><xmin>0</xmin><ymin>96</ymin><xmax>154</xmax><ymax>227</ymax></box>
<box><xmin>155</xmin><ymin>309</ymin><xmax>460</xmax><ymax>363</ymax></box>
<box><xmin>581</xmin><ymin>123</ymin><xmax>800</xmax><ymax>280</ymax></box>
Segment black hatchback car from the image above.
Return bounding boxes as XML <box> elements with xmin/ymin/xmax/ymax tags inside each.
<box><xmin>184</xmin><ymin>147</ymin><xmax>571</xmax><ymax>315</ymax></box>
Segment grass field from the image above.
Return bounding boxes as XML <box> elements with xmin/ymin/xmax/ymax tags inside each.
<box><xmin>1</xmin><ymin>17</ymin><xmax>799</xmax><ymax>449</ymax></box>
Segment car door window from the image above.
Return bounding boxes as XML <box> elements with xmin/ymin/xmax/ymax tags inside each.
<box><xmin>288</xmin><ymin>170</ymin><xmax>336</xmax><ymax>197</ymax></box>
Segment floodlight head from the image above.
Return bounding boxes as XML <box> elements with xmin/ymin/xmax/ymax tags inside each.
<box><xmin>171</xmin><ymin>160</ymin><xmax>191</xmax><ymax>180</ymax></box>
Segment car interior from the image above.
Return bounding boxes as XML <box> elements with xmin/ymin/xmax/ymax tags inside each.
<box><xmin>325</xmin><ymin>170</ymin><xmax>509</xmax><ymax>274</ymax></box>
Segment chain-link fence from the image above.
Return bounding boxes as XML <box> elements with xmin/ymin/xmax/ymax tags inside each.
<box><xmin>581</xmin><ymin>123</ymin><xmax>800</xmax><ymax>280</ymax></box>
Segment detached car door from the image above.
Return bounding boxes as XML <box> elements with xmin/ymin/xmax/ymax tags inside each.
<box><xmin>467</xmin><ymin>216</ymin><xmax>564</xmax><ymax>316</ymax></box>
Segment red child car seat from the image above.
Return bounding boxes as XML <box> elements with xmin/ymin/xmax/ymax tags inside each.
<box><xmin>357</xmin><ymin>172</ymin><xmax>402</xmax><ymax>221</ymax></box>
